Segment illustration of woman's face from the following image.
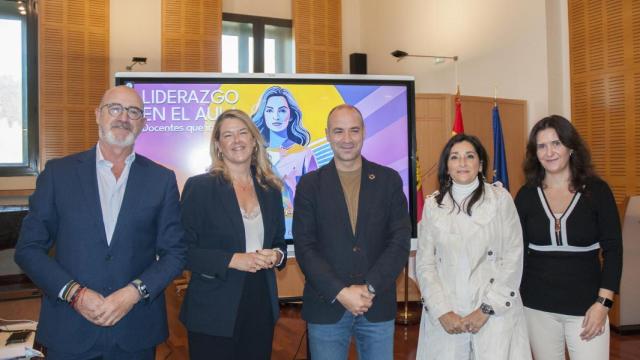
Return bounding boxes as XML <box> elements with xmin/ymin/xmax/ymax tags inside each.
<box><xmin>264</xmin><ymin>96</ymin><xmax>291</xmax><ymax>133</ymax></box>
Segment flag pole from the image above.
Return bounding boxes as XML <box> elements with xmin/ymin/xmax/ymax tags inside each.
<box><xmin>396</xmin><ymin>157</ymin><xmax>423</xmax><ymax>326</ymax></box>
<box><xmin>395</xmin><ymin>262</ymin><xmax>420</xmax><ymax>325</ymax></box>
<box><xmin>494</xmin><ymin>86</ymin><xmax>497</xmax><ymax>106</ymax></box>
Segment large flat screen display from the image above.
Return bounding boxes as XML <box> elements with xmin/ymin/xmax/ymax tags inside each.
<box><xmin>115</xmin><ymin>73</ymin><xmax>417</xmax><ymax>241</ymax></box>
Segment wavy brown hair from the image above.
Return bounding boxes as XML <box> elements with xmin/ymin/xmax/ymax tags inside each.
<box><xmin>523</xmin><ymin>115</ymin><xmax>595</xmax><ymax>191</ymax></box>
<box><xmin>209</xmin><ymin>109</ymin><xmax>282</xmax><ymax>190</ymax></box>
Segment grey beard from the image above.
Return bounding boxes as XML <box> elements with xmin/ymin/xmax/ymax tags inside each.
<box><xmin>99</xmin><ymin>126</ymin><xmax>136</xmax><ymax>147</ymax></box>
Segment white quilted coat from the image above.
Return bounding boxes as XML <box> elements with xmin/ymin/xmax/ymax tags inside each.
<box><xmin>415</xmin><ymin>183</ymin><xmax>532</xmax><ymax>360</ymax></box>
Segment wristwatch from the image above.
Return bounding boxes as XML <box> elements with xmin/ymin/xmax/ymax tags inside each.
<box><xmin>480</xmin><ymin>303</ymin><xmax>495</xmax><ymax>315</ymax></box>
<box><xmin>596</xmin><ymin>296</ymin><xmax>614</xmax><ymax>309</ymax></box>
<box><xmin>366</xmin><ymin>282</ymin><xmax>376</xmax><ymax>295</ymax></box>
<box><xmin>130</xmin><ymin>279</ymin><xmax>150</xmax><ymax>300</ymax></box>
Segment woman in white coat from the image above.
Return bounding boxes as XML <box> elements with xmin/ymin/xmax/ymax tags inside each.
<box><xmin>416</xmin><ymin>134</ymin><xmax>531</xmax><ymax>360</ymax></box>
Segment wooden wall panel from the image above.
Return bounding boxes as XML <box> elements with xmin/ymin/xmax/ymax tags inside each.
<box><xmin>161</xmin><ymin>0</ymin><xmax>221</xmax><ymax>72</ymax></box>
<box><xmin>569</xmin><ymin>0</ymin><xmax>640</xmax><ymax>209</ymax></box>
<box><xmin>39</xmin><ymin>0</ymin><xmax>109</xmax><ymax>165</ymax></box>
<box><xmin>293</xmin><ymin>0</ymin><xmax>342</xmax><ymax>73</ymax></box>
<box><xmin>635</xmin><ymin>72</ymin><xmax>640</xmax><ymax>196</ymax></box>
<box><xmin>415</xmin><ymin>94</ymin><xmax>451</xmax><ymax>194</ymax></box>
<box><xmin>276</xmin><ymin>258</ymin><xmax>305</xmax><ymax>299</ymax></box>
<box><xmin>569</xmin><ymin>0</ymin><xmax>640</xmax><ymax>326</ymax></box>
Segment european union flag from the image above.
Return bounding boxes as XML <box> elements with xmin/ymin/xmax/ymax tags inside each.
<box><xmin>492</xmin><ymin>105</ymin><xmax>509</xmax><ymax>190</ymax></box>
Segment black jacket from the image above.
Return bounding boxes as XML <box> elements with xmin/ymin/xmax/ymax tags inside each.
<box><xmin>293</xmin><ymin>158</ymin><xmax>411</xmax><ymax>324</ymax></box>
<box><xmin>179</xmin><ymin>172</ymin><xmax>286</xmax><ymax>337</ymax></box>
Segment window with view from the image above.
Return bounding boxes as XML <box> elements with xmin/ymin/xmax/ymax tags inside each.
<box><xmin>0</xmin><ymin>0</ymin><xmax>37</xmax><ymax>176</ymax></box>
<box><xmin>221</xmin><ymin>13</ymin><xmax>294</xmax><ymax>74</ymax></box>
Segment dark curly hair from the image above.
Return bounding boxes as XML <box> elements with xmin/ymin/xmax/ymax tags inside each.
<box><xmin>435</xmin><ymin>134</ymin><xmax>489</xmax><ymax>215</ymax></box>
<box><xmin>523</xmin><ymin>115</ymin><xmax>595</xmax><ymax>191</ymax></box>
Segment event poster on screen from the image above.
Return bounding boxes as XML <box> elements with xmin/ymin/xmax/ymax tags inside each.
<box><xmin>129</xmin><ymin>82</ymin><xmax>410</xmax><ymax>239</ymax></box>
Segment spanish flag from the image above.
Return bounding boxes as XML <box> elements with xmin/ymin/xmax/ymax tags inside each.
<box><xmin>452</xmin><ymin>87</ymin><xmax>464</xmax><ymax>136</ymax></box>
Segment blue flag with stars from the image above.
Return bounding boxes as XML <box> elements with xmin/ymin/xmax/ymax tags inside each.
<box><xmin>492</xmin><ymin>104</ymin><xmax>509</xmax><ymax>190</ymax></box>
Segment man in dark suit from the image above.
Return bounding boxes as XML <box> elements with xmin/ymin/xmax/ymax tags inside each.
<box><xmin>15</xmin><ymin>86</ymin><xmax>186</xmax><ymax>359</ymax></box>
<box><xmin>293</xmin><ymin>104</ymin><xmax>411</xmax><ymax>360</ymax></box>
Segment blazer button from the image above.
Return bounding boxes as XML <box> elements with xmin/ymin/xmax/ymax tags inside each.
<box><xmin>505</xmin><ymin>301</ymin><xmax>511</xmax><ymax>307</ymax></box>
<box><xmin>489</xmin><ymin>278</ymin><xmax>495</xmax><ymax>284</ymax></box>
<box><xmin>352</xmin><ymin>246</ymin><xmax>360</xmax><ymax>252</ymax></box>
<box><xmin>487</xmin><ymin>250</ymin><xmax>494</xmax><ymax>256</ymax></box>
<box><xmin>510</xmin><ymin>291</ymin><xmax>516</xmax><ymax>297</ymax></box>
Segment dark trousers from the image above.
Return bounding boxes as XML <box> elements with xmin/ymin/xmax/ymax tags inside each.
<box><xmin>45</xmin><ymin>328</ymin><xmax>155</xmax><ymax>360</ymax></box>
<box><xmin>188</xmin><ymin>271</ymin><xmax>275</xmax><ymax>360</ymax></box>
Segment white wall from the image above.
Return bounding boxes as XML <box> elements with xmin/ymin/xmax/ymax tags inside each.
<box><xmin>343</xmin><ymin>0</ymin><xmax>568</xmax><ymax>129</ymax></box>
<box><xmin>222</xmin><ymin>0</ymin><xmax>290</xmax><ymax>19</ymax></box>
<box><xmin>545</xmin><ymin>0</ymin><xmax>571</xmax><ymax>118</ymax></box>
<box><xmin>110</xmin><ymin>0</ymin><xmax>162</xmax><ymax>82</ymax></box>
<box><xmin>341</xmin><ymin>0</ymin><xmax>363</xmax><ymax>73</ymax></box>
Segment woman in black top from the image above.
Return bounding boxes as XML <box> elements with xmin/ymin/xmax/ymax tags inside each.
<box><xmin>515</xmin><ymin>115</ymin><xmax>622</xmax><ymax>360</ymax></box>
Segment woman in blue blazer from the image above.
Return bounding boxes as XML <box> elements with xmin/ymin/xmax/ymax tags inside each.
<box><xmin>179</xmin><ymin>109</ymin><xmax>287</xmax><ymax>360</ymax></box>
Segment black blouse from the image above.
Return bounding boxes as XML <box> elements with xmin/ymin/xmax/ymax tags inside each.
<box><xmin>514</xmin><ymin>178</ymin><xmax>623</xmax><ymax>316</ymax></box>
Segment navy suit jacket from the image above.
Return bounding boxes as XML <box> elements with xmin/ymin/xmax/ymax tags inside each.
<box><xmin>178</xmin><ymin>172</ymin><xmax>286</xmax><ymax>337</ymax></box>
<box><xmin>14</xmin><ymin>148</ymin><xmax>186</xmax><ymax>353</ymax></box>
<box><xmin>293</xmin><ymin>158</ymin><xmax>411</xmax><ymax>324</ymax></box>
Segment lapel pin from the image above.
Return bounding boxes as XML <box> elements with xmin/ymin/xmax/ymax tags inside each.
<box><xmin>368</xmin><ymin>174</ymin><xmax>375</xmax><ymax>180</ymax></box>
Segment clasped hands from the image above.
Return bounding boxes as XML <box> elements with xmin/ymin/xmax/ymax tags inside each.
<box><xmin>337</xmin><ymin>285</ymin><xmax>375</xmax><ymax>316</ymax></box>
<box><xmin>74</xmin><ymin>285</ymin><xmax>141</xmax><ymax>327</ymax></box>
<box><xmin>229</xmin><ymin>249</ymin><xmax>282</xmax><ymax>273</ymax></box>
<box><xmin>439</xmin><ymin>309</ymin><xmax>489</xmax><ymax>335</ymax></box>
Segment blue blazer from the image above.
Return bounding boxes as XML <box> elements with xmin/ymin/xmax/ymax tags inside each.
<box><xmin>293</xmin><ymin>158</ymin><xmax>411</xmax><ymax>324</ymax></box>
<box><xmin>14</xmin><ymin>148</ymin><xmax>186</xmax><ymax>353</ymax></box>
<box><xmin>178</xmin><ymin>172</ymin><xmax>287</xmax><ymax>337</ymax></box>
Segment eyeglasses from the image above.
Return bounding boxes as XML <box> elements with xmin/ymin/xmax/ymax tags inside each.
<box><xmin>100</xmin><ymin>103</ymin><xmax>144</xmax><ymax>120</ymax></box>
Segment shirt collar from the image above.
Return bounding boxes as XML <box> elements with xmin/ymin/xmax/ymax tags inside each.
<box><xmin>96</xmin><ymin>143</ymin><xmax>136</xmax><ymax>168</ymax></box>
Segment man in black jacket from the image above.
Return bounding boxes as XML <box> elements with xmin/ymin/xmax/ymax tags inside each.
<box><xmin>293</xmin><ymin>104</ymin><xmax>411</xmax><ymax>360</ymax></box>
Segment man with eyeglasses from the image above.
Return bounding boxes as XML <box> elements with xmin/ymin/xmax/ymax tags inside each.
<box><xmin>15</xmin><ymin>85</ymin><xmax>186</xmax><ymax>359</ymax></box>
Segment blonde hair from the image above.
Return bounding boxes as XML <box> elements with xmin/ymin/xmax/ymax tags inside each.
<box><xmin>209</xmin><ymin>109</ymin><xmax>282</xmax><ymax>190</ymax></box>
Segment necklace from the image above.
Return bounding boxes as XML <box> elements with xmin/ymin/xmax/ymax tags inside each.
<box><xmin>233</xmin><ymin>178</ymin><xmax>253</xmax><ymax>191</ymax></box>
